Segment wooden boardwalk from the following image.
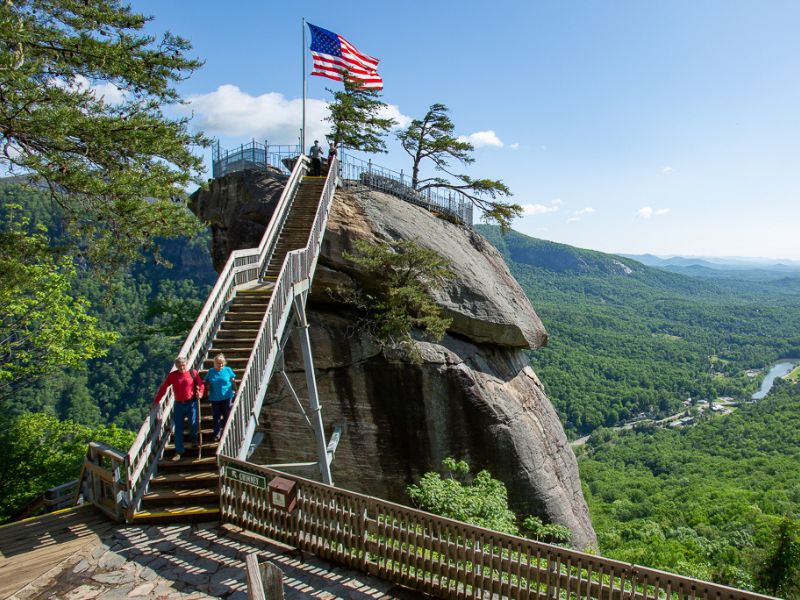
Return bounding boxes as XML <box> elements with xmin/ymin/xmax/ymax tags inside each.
<box><xmin>0</xmin><ymin>508</ymin><xmax>418</xmax><ymax>599</ymax></box>
<box><xmin>0</xmin><ymin>505</ymin><xmax>114</xmax><ymax>599</ymax></box>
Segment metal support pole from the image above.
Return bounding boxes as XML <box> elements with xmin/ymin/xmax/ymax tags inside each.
<box><xmin>293</xmin><ymin>293</ymin><xmax>332</xmax><ymax>485</ymax></box>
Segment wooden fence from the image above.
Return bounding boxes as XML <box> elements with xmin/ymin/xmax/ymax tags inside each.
<box><xmin>219</xmin><ymin>456</ymin><xmax>776</xmax><ymax>600</ymax></box>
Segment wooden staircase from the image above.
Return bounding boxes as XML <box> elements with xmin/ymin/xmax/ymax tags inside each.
<box><xmin>131</xmin><ymin>175</ymin><xmax>326</xmax><ymax>523</ymax></box>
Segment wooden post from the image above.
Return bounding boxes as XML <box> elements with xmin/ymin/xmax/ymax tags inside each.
<box><xmin>246</xmin><ymin>554</ymin><xmax>284</xmax><ymax>600</ymax></box>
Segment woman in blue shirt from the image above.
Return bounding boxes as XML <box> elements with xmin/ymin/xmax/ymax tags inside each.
<box><xmin>204</xmin><ymin>353</ymin><xmax>236</xmax><ymax>441</ymax></box>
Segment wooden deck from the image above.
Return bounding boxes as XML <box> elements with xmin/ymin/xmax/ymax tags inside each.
<box><xmin>0</xmin><ymin>505</ymin><xmax>114</xmax><ymax>599</ymax></box>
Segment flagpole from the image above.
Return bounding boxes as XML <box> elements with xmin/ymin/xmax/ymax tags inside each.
<box><xmin>301</xmin><ymin>17</ymin><xmax>306</xmax><ymax>155</ymax></box>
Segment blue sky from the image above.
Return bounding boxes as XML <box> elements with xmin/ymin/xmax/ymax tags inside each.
<box><xmin>131</xmin><ymin>0</ymin><xmax>800</xmax><ymax>260</ymax></box>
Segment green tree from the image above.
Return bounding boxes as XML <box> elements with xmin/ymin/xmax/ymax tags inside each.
<box><xmin>0</xmin><ymin>205</ymin><xmax>116</xmax><ymax>399</ymax></box>
<box><xmin>340</xmin><ymin>239</ymin><xmax>454</xmax><ymax>358</ymax></box>
<box><xmin>397</xmin><ymin>104</ymin><xmax>521</xmax><ymax>230</ymax></box>
<box><xmin>326</xmin><ymin>77</ymin><xmax>395</xmax><ymax>153</ymax></box>
<box><xmin>0</xmin><ymin>0</ymin><xmax>207</xmax><ymax>272</ymax></box>
<box><xmin>407</xmin><ymin>458</ymin><xmax>519</xmax><ymax>534</ymax></box>
<box><xmin>0</xmin><ymin>412</ymin><xmax>134</xmax><ymax>522</ymax></box>
<box><xmin>756</xmin><ymin>516</ymin><xmax>800</xmax><ymax>597</ymax></box>
<box><xmin>408</xmin><ymin>458</ymin><xmax>572</xmax><ymax>544</ymax></box>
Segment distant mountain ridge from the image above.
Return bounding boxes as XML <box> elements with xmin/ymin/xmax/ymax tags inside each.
<box><xmin>621</xmin><ymin>252</ymin><xmax>800</xmax><ymax>272</ymax></box>
<box><xmin>475</xmin><ymin>225</ymin><xmax>716</xmax><ymax>297</ymax></box>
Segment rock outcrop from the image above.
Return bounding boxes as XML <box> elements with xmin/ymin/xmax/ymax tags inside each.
<box><xmin>191</xmin><ymin>172</ymin><xmax>597</xmax><ymax>550</ymax></box>
<box><xmin>189</xmin><ymin>168</ymin><xmax>287</xmax><ymax>271</ymax></box>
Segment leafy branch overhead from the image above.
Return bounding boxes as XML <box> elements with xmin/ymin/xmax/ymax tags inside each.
<box><xmin>0</xmin><ymin>0</ymin><xmax>208</xmax><ymax>271</ymax></box>
<box><xmin>397</xmin><ymin>103</ymin><xmax>522</xmax><ymax>231</ymax></box>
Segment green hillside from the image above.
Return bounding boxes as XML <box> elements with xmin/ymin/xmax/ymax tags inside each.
<box><xmin>477</xmin><ymin>225</ymin><xmax>800</xmax><ymax>436</ymax></box>
<box><xmin>579</xmin><ymin>381</ymin><xmax>800</xmax><ymax>592</ymax></box>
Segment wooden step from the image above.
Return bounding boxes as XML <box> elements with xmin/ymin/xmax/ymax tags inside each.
<box><xmin>219</xmin><ymin>320</ymin><xmax>263</xmax><ymax>329</ymax></box>
<box><xmin>131</xmin><ymin>504</ymin><xmax>220</xmax><ymax>524</ymax></box>
<box><xmin>158</xmin><ymin>455</ymin><xmax>217</xmax><ymax>470</ymax></box>
<box><xmin>224</xmin><ymin>309</ymin><xmax>265</xmax><ymax>317</ymax></box>
<box><xmin>165</xmin><ymin>441</ymin><xmax>219</xmax><ymax>453</ymax></box>
<box><xmin>216</xmin><ymin>326</ymin><xmax>260</xmax><ymax>334</ymax></box>
<box><xmin>141</xmin><ymin>487</ymin><xmax>219</xmax><ymax>507</ymax></box>
<box><xmin>150</xmin><ymin>471</ymin><xmax>218</xmax><ymax>487</ymax></box>
<box><xmin>207</xmin><ymin>347</ymin><xmax>252</xmax><ymax>358</ymax></box>
<box><xmin>178</xmin><ymin>427</ymin><xmax>214</xmax><ymax>438</ymax></box>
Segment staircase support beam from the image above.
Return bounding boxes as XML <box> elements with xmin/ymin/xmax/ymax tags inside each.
<box><xmin>293</xmin><ymin>292</ymin><xmax>333</xmax><ymax>485</ymax></box>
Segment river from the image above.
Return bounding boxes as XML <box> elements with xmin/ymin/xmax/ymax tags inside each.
<box><xmin>751</xmin><ymin>361</ymin><xmax>797</xmax><ymax>400</ymax></box>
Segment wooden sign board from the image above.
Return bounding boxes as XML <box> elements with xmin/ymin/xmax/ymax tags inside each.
<box><xmin>225</xmin><ymin>466</ymin><xmax>267</xmax><ymax>490</ymax></box>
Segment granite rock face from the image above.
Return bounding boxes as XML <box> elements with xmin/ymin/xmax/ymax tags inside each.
<box><xmin>317</xmin><ymin>188</ymin><xmax>548</xmax><ymax>349</ymax></box>
<box><xmin>189</xmin><ymin>168</ymin><xmax>287</xmax><ymax>272</ymax></box>
<box><xmin>193</xmin><ymin>172</ymin><xmax>596</xmax><ymax>550</ymax></box>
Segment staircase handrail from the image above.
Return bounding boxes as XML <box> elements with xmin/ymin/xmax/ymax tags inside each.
<box><xmin>218</xmin><ymin>156</ymin><xmax>338</xmax><ymax>460</ymax></box>
<box><xmin>122</xmin><ymin>155</ymin><xmax>309</xmax><ymax>518</ymax></box>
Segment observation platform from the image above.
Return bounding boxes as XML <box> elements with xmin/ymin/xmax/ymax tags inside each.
<box><xmin>1</xmin><ymin>506</ymin><xmax>416</xmax><ymax>599</ymax></box>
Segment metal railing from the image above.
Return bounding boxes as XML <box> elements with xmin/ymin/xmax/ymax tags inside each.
<box><xmin>212</xmin><ymin>140</ymin><xmax>301</xmax><ymax>178</ymax></box>
<box><xmin>218</xmin><ymin>156</ymin><xmax>339</xmax><ymax>460</ymax></box>
<box><xmin>211</xmin><ymin>141</ymin><xmax>474</xmax><ymax>227</ymax></box>
<box><xmin>220</xmin><ymin>456</ymin><xmax>776</xmax><ymax>600</ymax></box>
<box><xmin>338</xmin><ymin>151</ymin><xmax>474</xmax><ymax>226</ymax></box>
<box><xmin>118</xmin><ymin>155</ymin><xmax>311</xmax><ymax>518</ymax></box>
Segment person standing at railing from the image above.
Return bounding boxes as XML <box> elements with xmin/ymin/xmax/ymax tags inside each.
<box><xmin>203</xmin><ymin>353</ymin><xmax>236</xmax><ymax>442</ymax></box>
<box><xmin>326</xmin><ymin>141</ymin><xmax>338</xmax><ymax>175</ymax></box>
<box><xmin>153</xmin><ymin>356</ymin><xmax>204</xmax><ymax>462</ymax></box>
<box><xmin>309</xmin><ymin>140</ymin><xmax>323</xmax><ymax>176</ymax></box>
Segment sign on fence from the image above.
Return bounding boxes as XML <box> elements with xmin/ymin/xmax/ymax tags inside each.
<box><xmin>225</xmin><ymin>466</ymin><xmax>267</xmax><ymax>490</ymax></box>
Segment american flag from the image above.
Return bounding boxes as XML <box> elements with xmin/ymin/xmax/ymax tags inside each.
<box><xmin>307</xmin><ymin>23</ymin><xmax>383</xmax><ymax>90</ymax></box>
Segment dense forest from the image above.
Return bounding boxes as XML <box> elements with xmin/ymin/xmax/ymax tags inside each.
<box><xmin>579</xmin><ymin>381</ymin><xmax>800</xmax><ymax>594</ymax></box>
<box><xmin>1</xmin><ymin>180</ymin><xmax>216</xmax><ymax>428</ymax></box>
<box><xmin>478</xmin><ymin>225</ymin><xmax>800</xmax><ymax>437</ymax></box>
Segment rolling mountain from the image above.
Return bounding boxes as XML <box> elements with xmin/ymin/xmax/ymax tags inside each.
<box><xmin>475</xmin><ymin>225</ymin><xmax>800</xmax><ymax>436</ymax></box>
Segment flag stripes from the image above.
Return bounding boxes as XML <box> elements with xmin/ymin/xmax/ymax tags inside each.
<box><xmin>308</xmin><ymin>23</ymin><xmax>383</xmax><ymax>90</ymax></box>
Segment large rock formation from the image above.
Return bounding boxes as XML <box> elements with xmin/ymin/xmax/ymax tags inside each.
<box><xmin>191</xmin><ymin>172</ymin><xmax>597</xmax><ymax>550</ymax></box>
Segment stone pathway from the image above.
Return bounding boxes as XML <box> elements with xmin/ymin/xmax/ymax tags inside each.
<box><xmin>8</xmin><ymin>521</ymin><xmax>421</xmax><ymax>599</ymax></box>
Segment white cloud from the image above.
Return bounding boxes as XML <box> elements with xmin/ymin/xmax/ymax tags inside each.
<box><xmin>183</xmin><ymin>85</ymin><xmax>327</xmax><ymax>145</ymax></box>
<box><xmin>567</xmin><ymin>207</ymin><xmax>596</xmax><ymax>224</ymax></box>
<box><xmin>521</xmin><ymin>198</ymin><xmax>561</xmax><ymax>217</ymax></box>
<box><xmin>638</xmin><ymin>206</ymin><xmax>654</xmax><ymax>219</ymax></box>
<box><xmin>661</xmin><ymin>166</ymin><xmax>675</xmax><ymax>174</ymax></box>
<box><xmin>379</xmin><ymin>104</ymin><xmax>412</xmax><ymax>129</ymax></box>
<box><xmin>510</xmin><ymin>142</ymin><xmax>520</xmax><ymax>150</ymax></box>
<box><xmin>458</xmin><ymin>130</ymin><xmax>504</xmax><ymax>148</ymax></box>
<box><xmin>90</xmin><ymin>81</ymin><xmax>127</xmax><ymax>105</ymax></box>
<box><xmin>638</xmin><ymin>206</ymin><xmax>670</xmax><ymax>219</ymax></box>
<box><xmin>182</xmin><ymin>84</ymin><xmax>411</xmax><ymax>147</ymax></box>
<box><xmin>50</xmin><ymin>75</ymin><xmax>127</xmax><ymax>105</ymax></box>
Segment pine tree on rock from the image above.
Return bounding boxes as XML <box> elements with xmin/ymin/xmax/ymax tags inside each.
<box><xmin>326</xmin><ymin>77</ymin><xmax>395</xmax><ymax>154</ymax></box>
<box><xmin>397</xmin><ymin>103</ymin><xmax>521</xmax><ymax>231</ymax></box>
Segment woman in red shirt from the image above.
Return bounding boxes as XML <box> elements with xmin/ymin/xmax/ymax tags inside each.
<box><xmin>154</xmin><ymin>356</ymin><xmax>204</xmax><ymax>461</ymax></box>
